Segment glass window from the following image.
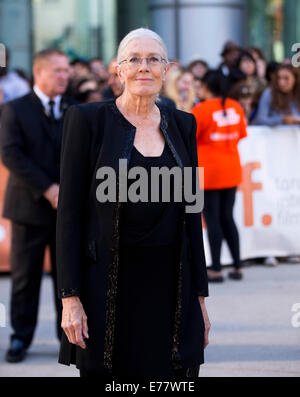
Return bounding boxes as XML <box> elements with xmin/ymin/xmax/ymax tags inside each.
<box><xmin>32</xmin><ymin>0</ymin><xmax>117</xmax><ymax>63</ymax></box>
<box><xmin>247</xmin><ymin>0</ymin><xmax>284</xmax><ymax>62</ymax></box>
<box><xmin>247</xmin><ymin>0</ymin><xmax>300</xmax><ymax>62</ymax></box>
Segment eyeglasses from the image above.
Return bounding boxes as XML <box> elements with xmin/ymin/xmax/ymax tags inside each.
<box><xmin>118</xmin><ymin>56</ymin><xmax>167</xmax><ymax>68</ymax></box>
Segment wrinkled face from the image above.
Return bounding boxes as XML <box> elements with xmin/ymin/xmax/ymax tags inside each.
<box><xmin>34</xmin><ymin>54</ymin><xmax>70</xmax><ymax>97</ymax></box>
<box><xmin>277</xmin><ymin>69</ymin><xmax>296</xmax><ymax>93</ymax></box>
<box><xmin>240</xmin><ymin>56</ymin><xmax>256</xmax><ymax>76</ymax></box>
<box><xmin>117</xmin><ymin>38</ymin><xmax>168</xmax><ymax>97</ymax></box>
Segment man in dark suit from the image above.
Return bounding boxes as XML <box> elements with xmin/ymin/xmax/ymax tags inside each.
<box><xmin>0</xmin><ymin>49</ymin><xmax>76</xmax><ymax>362</ymax></box>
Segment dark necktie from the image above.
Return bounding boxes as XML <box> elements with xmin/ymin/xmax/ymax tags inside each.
<box><xmin>48</xmin><ymin>99</ymin><xmax>56</xmax><ymax>121</ymax></box>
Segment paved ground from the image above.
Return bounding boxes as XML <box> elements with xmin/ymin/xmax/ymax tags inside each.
<box><xmin>0</xmin><ymin>262</ymin><xmax>299</xmax><ymax>377</ymax></box>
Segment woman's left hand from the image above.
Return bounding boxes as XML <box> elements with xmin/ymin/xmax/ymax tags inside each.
<box><xmin>198</xmin><ymin>297</ymin><xmax>211</xmax><ymax>349</ymax></box>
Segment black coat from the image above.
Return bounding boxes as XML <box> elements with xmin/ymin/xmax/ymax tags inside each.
<box><xmin>0</xmin><ymin>91</ymin><xmax>77</xmax><ymax>225</ymax></box>
<box><xmin>56</xmin><ymin>99</ymin><xmax>209</xmax><ymax>373</ymax></box>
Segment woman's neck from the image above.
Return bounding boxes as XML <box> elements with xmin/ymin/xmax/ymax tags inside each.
<box><xmin>116</xmin><ymin>91</ymin><xmax>157</xmax><ymax>119</ymax></box>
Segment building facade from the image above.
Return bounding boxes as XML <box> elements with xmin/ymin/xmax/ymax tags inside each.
<box><xmin>0</xmin><ymin>0</ymin><xmax>299</xmax><ymax>74</ymax></box>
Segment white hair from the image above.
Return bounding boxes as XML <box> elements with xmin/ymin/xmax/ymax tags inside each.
<box><xmin>117</xmin><ymin>27</ymin><xmax>168</xmax><ymax>64</ymax></box>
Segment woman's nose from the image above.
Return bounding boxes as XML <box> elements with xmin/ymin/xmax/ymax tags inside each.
<box><xmin>138</xmin><ymin>58</ymin><xmax>150</xmax><ymax>71</ymax></box>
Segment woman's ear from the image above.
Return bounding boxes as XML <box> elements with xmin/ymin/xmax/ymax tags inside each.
<box><xmin>117</xmin><ymin>65</ymin><xmax>125</xmax><ymax>85</ymax></box>
<box><xmin>162</xmin><ymin>63</ymin><xmax>170</xmax><ymax>81</ymax></box>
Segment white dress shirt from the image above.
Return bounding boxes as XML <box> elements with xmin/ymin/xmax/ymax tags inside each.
<box><xmin>33</xmin><ymin>85</ymin><xmax>62</xmax><ymax>119</ymax></box>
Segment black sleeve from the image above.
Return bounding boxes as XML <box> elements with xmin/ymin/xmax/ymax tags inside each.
<box><xmin>0</xmin><ymin>103</ymin><xmax>52</xmax><ymax>199</ymax></box>
<box><xmin>56</xmin><ymin>105</ymin><xmax>91</xmax><ymax>299</ymax></box>
<box><xmin>185</xmin><ymin>113</ymin><xmax>209</xmax><ymax>298</ymax></box>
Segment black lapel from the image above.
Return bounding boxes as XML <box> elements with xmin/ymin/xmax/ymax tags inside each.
<box><xmin>58</xmin><ymin>95</ymin><xmax>77</xmax><ymax>120</ymax></box>
<box><xmin>108</xmin><ymin>99</ymin><xmax>186</xmax><ymax>171</ymax></box>
<box><xmin>156</xmin><ymin>102</ymin><xmax>185</xmax><ymax>170</ymax></box>
<box><xmin>28</xmin><ymin>91</ymin><xmax>58</xmax><ymax>143</ymax></box>
<box><xmin>28</xmin><ymin>91</ymin><xmax>74</xmax><ymax>143</ymax></box>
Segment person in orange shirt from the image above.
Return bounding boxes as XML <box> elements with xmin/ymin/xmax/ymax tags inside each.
<box><xmin>192</xmin><ymin>70</ymin><xmax>247</xmax><ymax>282</ymax></box>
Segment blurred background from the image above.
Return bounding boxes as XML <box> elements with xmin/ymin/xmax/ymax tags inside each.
<box><xmin>0</xmin><ymin>0</ymin><xmax>299</xmax><ymax>378</ymax></box>
<box><xmin>1</xmin><ymin>0</ymin><xmax>300</xmax><ymax>271</ymax></box>
<box><xmin>0</xmin><ymin>0</ymin><xmax>299</xmax><ymax>73</ymax></box>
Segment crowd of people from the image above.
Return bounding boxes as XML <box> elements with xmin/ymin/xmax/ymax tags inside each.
<box><xmin>0</xmin><ymin>41</ymin><xmax>299</xmax><ymax>273</ymax></box>
<box><xmin>0</xmin><ymin>41</ymin><xmax>299</xmax><ymax>278</ymax></box>
<box><xmin>1</xmin><ymin>40</ymin><xmax>300</xmax><ymax>126</ymax></box>
<box><xmin>0</xmin><ymin>35</ymin><xmax>299</xmax><ymax>367</ymax></box>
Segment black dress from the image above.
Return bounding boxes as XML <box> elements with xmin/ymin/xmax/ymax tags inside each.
<box><xmin>112</xmin><ymin>143</ymin><xmax>185</xmax><ymax>377</ymax></box>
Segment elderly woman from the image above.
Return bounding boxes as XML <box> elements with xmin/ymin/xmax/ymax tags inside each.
<box><xmin>56</xmin><ymin>28</ymin><xmax>210</xmax><ymax>378</ymax></box>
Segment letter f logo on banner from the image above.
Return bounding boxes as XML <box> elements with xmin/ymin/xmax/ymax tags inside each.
<box><xmin>238</xmin><ymin>162</ymin><xmax>262</xmax><ymax>227</ymax></box>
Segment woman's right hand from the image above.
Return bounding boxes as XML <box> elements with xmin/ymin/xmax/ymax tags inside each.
<box><xmin>198</xmin><ymin>297</ymin><xmax>211</xmax><ymax>349</ymax></box>
<box><xmin>61</xmin><ymin>296</ymin><xmax>89</xmax><ymax>349</ymax></box>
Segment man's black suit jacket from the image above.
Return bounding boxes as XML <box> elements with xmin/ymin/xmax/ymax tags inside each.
<box><xmin>0</xmin><ymin>91</ymin><xmax>77</xmax><ymax>225</ymax></box>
